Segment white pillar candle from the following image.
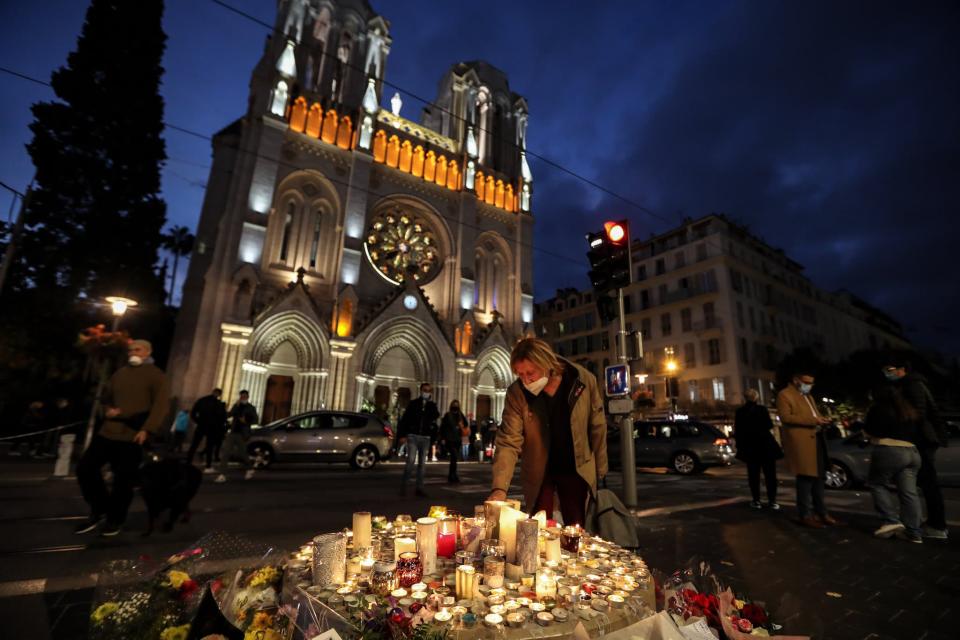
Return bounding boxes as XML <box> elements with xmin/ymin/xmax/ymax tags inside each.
<box><xmin>394</xmin><ymin>537</ymin><xmax>416</xmax><ymax>560</ymax></box>
<box><xmin>352</xmin><ymin>511</ymin><xmax>372</xmax><ymax>549</ymax></box>
<box><xmin>416</xmin><ymin>517</ymin><xmax>438</xmax><ymax>575</ymax></box>
<box><xmin>484</xmin><ymin>500</ymin><xmax>507</xmax><ymax>540</ymax></box>
<box><xmin>498</xmin><ymin>505</ymin><xmax>526</xmax><ymax>564</ymax></box>
<box><xmin>545</xmin><ymin>534</ymin><xmax>561</xmax><ymax>563</ymax></box>
<box><xmin>455</xmin><ymin>564</ymin><xmax>477</xmax><ymax>600</ymax></box>
<box><xmin>516</xmin><ymin>519</ymin><xmax>540</xmax><ymax>574</ymax></box>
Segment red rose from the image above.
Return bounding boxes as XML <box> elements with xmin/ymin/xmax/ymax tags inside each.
<box><xmin>178</xmin><ymin>579</ymin><xmax>199</xmax><ymax>600</ymax></box>
<box><xmin>742</xmin><ymin>603</ymin><xmax>769</xmax><ymax>627</ymax></box>
<box><xmin>736</xmin><ymin>618</ymin><xmax>754</xmax><ymax>633</ymax></box>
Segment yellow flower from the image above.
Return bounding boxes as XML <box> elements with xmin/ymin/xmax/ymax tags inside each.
<box><xmin>244</xmin><ymin>629</ymin><xmax>282</xmax><ymax>640</ymax></box>
<box><xmin>166</xmin><ymin>570</ymin><xmax>192</xmax><ymax>589</ymax></box>
<box><xmin>734</xmin><ymin>598</ymin><xmax>746</xmax><ymax>610</ymax></box>
<box><xmin>248</xmin><ymin>566</ymin><xmax>279</xmax><ymax>588</ymax></box>
<box><xmin>90</xmin><ymin>602</ymin><xmax>119</xmax><ymax>625</ymax></box>
<box><xmin>160</xmin><ymin>624</ymin><xmax>190</xmax><ymax>640</ymax></box>
<box><xmin>250</xmin><ymin>611</ymin><xmax>275</xmax><ymax>629</ymax></box>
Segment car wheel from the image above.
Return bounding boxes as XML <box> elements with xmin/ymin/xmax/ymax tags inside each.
<box><xmin>825</xmin><ymin>461</ymin><xmax>851</xmax><ymax>489</ymax></box>
<box><xmin>671</xmin><ymin>451</ymin><xmax>699</xmax><ymax>475</ymax></box>
<box><xmin>248</xmin><ymin>443</ymin><xmax>274</xmax><ymax>469</ymax></box>
<box><xmin>351</xmin><ymin>445</ymin><xmax>378</xmax><ymax>470</ymax></box>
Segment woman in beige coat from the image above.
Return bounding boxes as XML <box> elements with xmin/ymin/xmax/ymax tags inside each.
<box><xmin>488</xmin><ymin>338</ymin><xmax>607</xmax><ymax>526</ymax></box>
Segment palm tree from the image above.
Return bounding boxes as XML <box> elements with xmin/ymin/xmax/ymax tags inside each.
<box><xmin>161</xmin><ymin>225</ymin><xmax>195</xmax><ymax>306</ymax></box>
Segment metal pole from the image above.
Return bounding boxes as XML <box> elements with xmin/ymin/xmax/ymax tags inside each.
<box><xmin>0</xmin><ymin>187</ymin><xmax>31</xmax><ymax>298</ymax></box>
<box><xmin>617</xmin><ymin>287</ymin><xmax>637</xmax><ymax>507</ymax></box>
<box><xmin>82</xmin><ymin>313</ymin><xmax>123</xmax><ymax>452</ymax></box>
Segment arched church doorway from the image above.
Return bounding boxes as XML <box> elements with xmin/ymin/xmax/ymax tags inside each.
<box><xmin>263</xmin><ymin>341</ymin><xmax>298</xmax><ymax>422</ymax></box>
<box><xmin>374</xmin><ymin>346</ymin><xmax>419</xmax><ymax>427</ymax></box>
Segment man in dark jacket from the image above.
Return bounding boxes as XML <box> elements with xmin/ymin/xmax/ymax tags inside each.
<box><xmin>216</xmin><ymin>390</ymin><xmax>259</xmax><ymax>483</ymax></box>
<box><xmin>397</xmin><ymin>382</ymin><xmax>439</xmax><ymax>497</ymax></box>
<box><xmin>187</xmin><ymin>388</ymin><xmax>227</xmax><ymax>472</ymax></box>
<box><xmin>883</xmin><ymin>357</ymin><xmax>948</xmax><ymax>540</ymax></box>
<box><xmin>75</xmin><ymin>339</ymin><xmax>170</xmax><ymax>537</ymax></box>
<box><xmin>734</xmin><ymin>389</ymin><xmax>783</xmax><ymax>510</ymax></box>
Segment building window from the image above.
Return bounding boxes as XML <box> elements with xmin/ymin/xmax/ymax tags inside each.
<box><xmin>739</xmin><ymin>337</ymin><xmax>749</xmax><ymax>364</ymax></box>
<box><xmin>655</xmin><ymin>258</ymin><xmax>665</xmax><ymax>275</ymax></box>
<box><xmin>704</xmin><ymin>302</ymin><xmax>716</xmax><ymax>328</ymax></box>
<box><xmin>636</xmin><ymin>264</ymin><xmax>647</xmax><ymax>281</ymax></box>
<box><xmin>309</xmin><ymin>213</ymin><xmax>322</xmax><ymax>269</ymax></box>
<box><xmin>696</xmin><ymin>243</ymin><xmax>708</xmax><ymax>261</ymax></box>
<box><xmin>748</xmin><ymin>307</ymin><xmax>756</xmax><ymax>331</ymax></box>
<box><xmin>730</xmin><ymin>268</ymin><xmax>743</xmax><ymax>292</ymax></box>
<box><xmin>681</xmin><ymin>308</ymin><xmax>692</xmax><ymax>332</ymax></box>
<box><xmin>557</xmin><ymin>321</ymin><xmax>566</xmax><ymax>335</ymax></box>
<box><xmin>279</xmin><ymin>201</ymin><xmax>295</xmax><ymax>262</ymax></box>
<box><xmin>640</xmin><ymin>289</ymin><xmax>650</xmax><ymax>309</ymax></box>
<box><xmin>658</xmin><ymin>284</ymin><xmax>668</xmax><ymax>304</ymax></box>
<box><xmin>684</xmin><ymin>342</ymin><xmax>696</xmax><ymax>367</ymax></box>
<box><xmin>623</xmin><ymin>294</ymin><xmax>633</xmax><ymax>314</ymax></box>
<box><xmin>688</xmin><ymin>380</ymin><xmax>700</xmax><ymax>402</ymax></box>
<box><xmin>736</xmin><ymin>301</ymin><xmax>744</xmax><ymax>328</ymax></box>
<box><xmin>585</xmin><ymin>312</ymin><xmax>595</xmax><ymax>330</ymax></box>
<box><xmin>661</xmin><ymin>313</ymin><xmax>672</xmax><ymax>337</ymax></box>
<box><xmin>641</xmin><ymin>318</ymin><xmax>651</xmax><ymax>340</ymax></box>
<box><xmin>601</xmin><ymin>332</ymin><xmax>610</xmax><ymax>350</ymax></box>
<box><xmin>674</xmin><ymin>251</ymin><xmax>685</xmax><ymax>269</ymax></box>
<box><xmin>708</xmin><ymin>338</ymin><xmax>721</xmax><ymax>365</ymax></box>
<box><xmin>712</xmin><ymin>377</ymin><xmax>726</xmax><ymax>402</ymax></box>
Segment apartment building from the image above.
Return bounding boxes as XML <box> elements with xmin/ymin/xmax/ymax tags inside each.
<box><xmin>535</xmin><ymin>214</ymin><xmax>910</xmax><ymax>412</ymax></box>
<box><xmin>533</xmin><ymin>288</ymin><xmax>611</xmax><ymax>377</ymax></box>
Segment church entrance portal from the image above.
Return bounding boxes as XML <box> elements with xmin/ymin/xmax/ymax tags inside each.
<box><xmin>263</xmin><ymin>375</ymin><xmax>294</xmax><ymax>423</ymax></box>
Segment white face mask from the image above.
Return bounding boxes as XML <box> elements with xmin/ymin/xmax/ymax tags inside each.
<box><xmin>523</xmin><ymin>376</ymin><xmax>549</xmax><ymax>396</ymax></box>
<box><xmin>128</xmin><ymin>355</ymin><xmax>144</xmax><ymax>366</ymax></box>
<box><xmin>798</xmin><ymin>382</ymin><xmax>813</xmax><ymax>395</ymax></box>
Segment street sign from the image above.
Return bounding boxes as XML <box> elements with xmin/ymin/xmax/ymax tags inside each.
<box><xmin>608</xmin><ymin>397</ymin><xmax>633</xmax><ymax>414</ymax></box>
<box><xmin>604</xmin><ymin>363</ymin><xmax>630</xmax><ymax>397</ymax></box>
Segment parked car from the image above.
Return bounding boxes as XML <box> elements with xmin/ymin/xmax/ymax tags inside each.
<box><xmin>826</xmin><ymin>426</ymin><xmax>960</xmax><ymax>489</ymax></box>
<box><xmin>247</xmin><ymin>411</ymin><xmax>393</xmax><ymax>469</ymax></box>
<box><xmin>607</xmin><ymin>419</ymin><xmax>736</xmax><ymax>475</ymax></box>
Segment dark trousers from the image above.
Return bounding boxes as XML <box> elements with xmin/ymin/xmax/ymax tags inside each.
<box><xmin>746</xmin><ymin>458</ymin><xmax>778</xmax><ymax>503</ymax></box>
<box><xmin>187</xmin><ymin>425</ymin><xmax>222</xmax><ymax>468</ymax></box>
<box><xmin>918</xmin><ymin>447</ymin><xmax>946</xmax><ymax>529</ymax></box>
<box><xmin>796</xmin><ymin>474</ymin><xmax>826</xmax><ymax>519</ymax></box>
<box><xmin>77</xmin><ymin>436</ymin><xmax>142</xmax><ymax>525</ymax></box>
<box><xmin>446</xmin><ymin>442</ymin><xmax>459</xmax><ymax>481</ymax></box>
<box><xmin>533</xmin><ymin>473</ymin><xmax>591</xmax><ymax>527</ymax></box>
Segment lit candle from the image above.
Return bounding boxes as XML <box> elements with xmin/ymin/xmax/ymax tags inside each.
<box><xmin>545</xmin><ymin>534</ymin><xmax>561</xmax><ymax>563</ymax></box>
<box><xmin>434</xmin><ymin>609</ymin><xmax>452</xmax><ymax>623</ymax></box>
<box><xmin>347</xmin><ymin>556</ymin><xmax>361</xmax><ymax>575</ymax></box>
<box><xmin>528</xmin><ymin>601</ymin><xmax>546</xmax><ymax>613</ymax></box>
<box><xmin>484</xmin><ymin>613</ymin><xmax>504</xmax><ymax>627</ymax></box>
<box><xmin>459</xmin><ymin>517</ymin><xmax>483</xmax><ymax>555</ymax></box>
<box><xmin>516</xmin><ymin>519</ymin><xmax>540</xmax><ymax>574</ymax></box>
<box><xmin>411</xmin><ymin>581</ymin><xmax>427</xmax><ymax>592</ymax></box>
<box><xmin>416</xmin><ymin>517</ymin><xmax>438</xmax><ymax>574</ymax></box>
<box><xmin>536</xmin><ymin>567</ymin><xmax>557</xmax><ymax>599</ymax></box>
<box><xmin>607</xmin><ymin>594</ymin><xmax>624</xmax><ymax>608</ymax></box>
<box><xmin>498</xmin><ymin>505</ymin><xmax>526</xmax><ymax>564</ymax></box>
<box><xmin>536</xmin><ymin>611</ymin><xmax>554</xmax><ymax>626</ymax></box>
<box><xmin>394</xmin><ymin>536</ymin><xmax>416</xmax><ymax>560</ymax></box>
<box><xmin>391</xmin><ymin>588</ymin><xmax>408</xmax><ymax>598</ymax></box>
<box><xmin>483</xmin><ymin>556</ymin><xmax>505</xmax><ymax>589</ymax></box>
<box><xmin>437</xmin><ymin>517</ymin><xmax>457</xmax><ymax>559</ymax></box>
<box><xmin>455</xmin><ymin>564</ymin><xmax>477</xmax><ymax>600</ymax></box>
<box><xmin>483</xmin><ymin>500</ymin><xmax>507</xmax><ymax>539</ymax></box>
<box><xmin>352</xmin><ymin>511</ymin><xmax>372</xmax><ymax>549</ymax></box>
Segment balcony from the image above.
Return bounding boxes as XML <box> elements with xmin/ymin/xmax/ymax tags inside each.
<box><xmin>692</xmin><ymin>318</ymin><xmax>724</xmax><ymax>333</ymax></box>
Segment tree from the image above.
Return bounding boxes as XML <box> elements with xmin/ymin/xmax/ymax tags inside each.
<box><xmin>0</xmin><ymin>0</ymin><xmax>168</xmax><ymax>425</ymax></box>
<box><xmin>161</xmin><ymin>225</ymin><xmax>194</xmax><ymax>306</ymax></box>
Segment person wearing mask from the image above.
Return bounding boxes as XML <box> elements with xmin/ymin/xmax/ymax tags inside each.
<box><xmin>882</xmin><ymin>356</ymin><xmax>948</xmax><ymax>540</ymax></box>
<box><xmin>216</xmin><ymin>390</ymin><xmax>259</xmax><ymax>483</ymax></box>
<box><xmin>187</xmin><ymin>388</ymin><xmax>227</xmax><ymax>473</ymax></box>
<box><xmin>776</xmin><ymin>370</ymin><xmax>839</xmax><ymax>529</ymax></box>
<box><xmin>488</xmin><ymin>338</ymin><xmax>607</xmax><ymax>527</ymax></box>
<box><xmin>440</xmin><ymin>400</ymin><xmax>467</xmax><ymax>484</ymax></box>
<box><xmin>734</xmin><ymin>389</ymin><xmax>783</xmax><ymax>510</ymax></box>
<box><xmin>75</xmin><ymin>339</ymin><xmax>170</xmax><ymax>537</ymax></box>
<box><xmin>397</xmin><ymin>383</ymin><xmax>440</xmax><ymax>497</ymax></box>
<box><xmin>864</xmin><ymin>384</ymin><xmax>923</xmax><ymax>543</ymax></box>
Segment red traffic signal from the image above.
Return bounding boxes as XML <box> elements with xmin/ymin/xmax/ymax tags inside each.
<box><xmin>604</xmin><ymin>221</ymin><xmax>626</xmax><ymax>243</ymax></box>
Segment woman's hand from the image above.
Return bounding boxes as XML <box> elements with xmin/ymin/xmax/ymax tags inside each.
<box><xmin>487</xmin><ymin>489</ymin><xmax>507</xmax><ymax>502</ymax></box>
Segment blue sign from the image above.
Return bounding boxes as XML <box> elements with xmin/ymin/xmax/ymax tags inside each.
<box><xmin>604</xmin><ymin>363</ymin><xmax>630</xmax><ymax>397</ymax></box>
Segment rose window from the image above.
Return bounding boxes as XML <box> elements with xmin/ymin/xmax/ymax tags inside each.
<box><xmin>363</xmin><ymin>210</ymin><xmax>440</xmax><ymax>285</ymax></box>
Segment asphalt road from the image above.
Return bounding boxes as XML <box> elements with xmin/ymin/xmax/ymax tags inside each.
<box><xmin>0</xmin><ymin>456</ymin><xmax>957</xmax><ymax>639</ymax></box>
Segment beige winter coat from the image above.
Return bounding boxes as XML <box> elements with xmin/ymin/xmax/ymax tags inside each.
<box><xmin>776</xmin><ymin>384</ymin><xmax>823</xmax><ymax>477</ymax></box>
<box><xmin>491</xmin><ymin>361</ymin><xmax>608</xmax><ymax>511</ymax></box>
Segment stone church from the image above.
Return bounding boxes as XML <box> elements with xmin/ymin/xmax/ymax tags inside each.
<box><xmin>169</xmin><ymin>0</ymin><xmax>535</xmax><ymax>426</ymax></box>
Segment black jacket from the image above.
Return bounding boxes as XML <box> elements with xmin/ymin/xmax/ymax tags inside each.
<box><xmin>441</xmin><ymin>411</ymin><xmax>467</xmax><ymax>443</ymax></box>
<box><xmin>864</xmin><ymin>399</ymin><xmax>919</xmax><ymax>444</ymax></box>
<box><xmin>733</xmin><ymin>402</ymin><xmax>783</xmax><ymax>463</ymax></box>
<box><xmin>190</xmin><ymin>394</ymin><xmax>227</xmax><ymax>430</ymax></box>
<box><xmin>897</xmin><ymin>373</ymin><xmax>946</xmax><ymax>447</ymax></box>
<box><xmin>228</xmin><ymin>402</ymin><xmax>259</xmax><ymax>437</ymax></box>
<box><xmin>398</xmin><ymin>397</ymin><xmax>440</xmax><ymax>438</ymax></box>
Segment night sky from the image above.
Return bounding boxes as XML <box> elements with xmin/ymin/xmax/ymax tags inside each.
<box><xmin>1</xmin><ymin>1</ymin><xmax>957</xmax><ymax>357</ymax></box>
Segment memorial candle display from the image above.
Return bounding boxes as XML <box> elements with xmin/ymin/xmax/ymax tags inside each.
<box><xmin>459</xmin><ymin>517</ymin><xmax>483</xmax><ymax>555</ymax></box>
<box><xmin>498</xmin><ymin>505</ymin><xmax>526</xmax><ymax>564</ymax></box>
<box><xmin>560</xmin><ymin>525</ymin><xmax>582</xmax><ymax>554</ymax></box>
<box><xmin>545</xmin><ymin>532</ymin><xmax>561</xmax><ymax>563</ymax></box>
<box><xmin>352</xmin><ymin>511</ymin><xmax>372</xmax><ymax>549</ymax></box>
<box><xmin>455</xmin><ymin>564</ymin><xmax>477</xmax><ymax>600</ymax></box>
<box><xmin>312</xmin><ymin>532</ymin><xmax>347</xmax><ymax>587</ymax></box>
<box><xmin>483</xmin><ymin>555</ymin><xmax>505</xmax><ymax>589</ymax></box>
<box><xmin>437</xmin><ymin>517</ymin><xmax>457</xmax><ymax>558</ymax></box>
<box><xmin>394</xmin><ymin>536</ymin><xmax>416</xmax><ymax>560</ymax></box>
<box><xmin>396</xmin><ymin>551</ymin><xmax>423</xmax><ymax>588</ymax></box>
<box><xmin>416</xmin><ymin>517</ymin><xmax>438</xmax><ymax>574</ymax></box>
<box><xmin>536</xmin><ymin>566</ymin><xmax>558</xmax><ymax>599</ymax></box>
<box><xmin>516</xmin><ymin>518</ymin><xmax>540</xmax><ymax>574</ymax></box>
<box><xmin>483</xmin><ymin>500</ymin><xmax>506</xmax><ymax>539</ymax></box>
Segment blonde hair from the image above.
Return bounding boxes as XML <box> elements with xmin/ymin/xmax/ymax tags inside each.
<box><xmin>510</xmin><ymin>338</ymin><xmax>564</xmax><ymax>376</ymax></box>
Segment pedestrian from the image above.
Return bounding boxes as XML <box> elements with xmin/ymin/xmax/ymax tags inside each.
<box><xmin>440</xmin><ymin>400</ymin><xmax>467</xmax><ymax>483</ymax></box>
<box><xmin>488</xmin><ymin>338</ymin><xmax>607</xmax><ymax>527</ymax></box>
<box><xmin>864</xmin><ymin>384</ymin><xmax>923</xmax><ymax>543</ymax></box>
<box><xmin>881</xmin><ymin>356</ymin><xmax>948</xmax><ymax>540</ymax></box>
<box><xmin>397</xmin><ymin>382</ymin><xmax>440</xmax><ymax>497</ymax></box>
<box><xmin>776</xmin><ymin>369</ymin><xmax>840</xmax><ymax>529</ymax></box>
<box><xmin>75</xmin><ymin>339</ymin><xmax>170</xmax><ymax>537</ymax></box>
<box><xmin>186</xmin><ymin>388</ymin><xmax>227</xmax><ymax>473</ymax></box>
<box><xmin>734</xmin><ymin>389</ymin><xmax>783</xmax><ymax>510</ymax></box>
<box><xmin>460</xmin><ymin>414</ymin><xmax>472</xmax><ymax>462</ymax></box>
<box><xmin>170</xmin><ymin>409</ymin><xmax>190</xmax><ymax>453</ymax></box>
<box><xmin>216</xmin><ymin>390</ymin><xmax>259</xmax><ymax>483</ymax></box>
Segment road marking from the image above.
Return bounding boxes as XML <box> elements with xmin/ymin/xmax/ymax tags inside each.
<box><xmin>633</xmin><ymin>497</ymin><xmax>748</xmax><ymax>518</ymax></box>
<box><xmin>0</xmin><ymin>544</ymin><xmax>87</xmax><ymax>557</ymax></box>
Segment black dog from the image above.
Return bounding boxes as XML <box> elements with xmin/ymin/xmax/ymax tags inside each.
<box><xmin>139</xmin><ymin>457</ymin><xmax>202</xmax><ymax>536</ymax></box>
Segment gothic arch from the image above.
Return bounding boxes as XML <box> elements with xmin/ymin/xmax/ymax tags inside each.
<box><xmin>247</xmin><ymin>310</ymin><xmax>329</xmax><ymax>370</ymax></box>
<box><xmin>474</xmin><ymin>230</ymin><xmax>512</xmax><ymax>313</ymax></box>
<box><xmin>359</xmin><ymin>316</ymin><xmax>447</xmax><ymax>384</ymax></box>
<box><xmin>269</xmin><ymin>170</ymin><xmax>342</xmax><ymax>274</ymax></box>
<box><xmin>474</xmin><ymin>345</ymin><xmax>512</xmax><ymax>389</ymax></box>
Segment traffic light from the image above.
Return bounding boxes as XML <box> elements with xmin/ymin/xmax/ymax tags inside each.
<box><xmin>586</xmin><ymin>219</ymin><xmax>631</xmax><ymax>322</ymax></box>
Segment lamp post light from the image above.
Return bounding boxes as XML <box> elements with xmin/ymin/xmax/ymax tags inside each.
<box><xmin>664</xmin><ymin>354</ymin><xmax>680</xmax><ymax>415</ymax></box>
<box><xmin>83</xmin><ymin>296</ymin><xmax>139</xmax><ymax>451</ymax></box>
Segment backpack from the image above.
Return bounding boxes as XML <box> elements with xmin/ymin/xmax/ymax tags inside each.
<box><xmin>584</xmin><ymin>487</ymin><xmax>641</xmax><ymax>549</ymax></box>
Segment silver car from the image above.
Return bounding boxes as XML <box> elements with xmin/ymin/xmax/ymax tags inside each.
<box><xmin>247</xmin><ymin>411</ymin><xmax>393</xmax><ymax>469</ymax></box>
<box><xmin>608</xmin><ymin>420</ymin><xmax>737</xmax><ymax>475</ymax></box>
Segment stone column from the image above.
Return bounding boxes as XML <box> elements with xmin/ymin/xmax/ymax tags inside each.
<box><xmin>493</xmin><ymin>389</ymin><xmax>507</xmax><ymax>423</ymax></box>
<box><xmin>455</xmin><ymin>358</ymin><xmax>477</xmax><ymax>409</ymax></box>
<box><xmin>239</xmin><ymin>360</ymin><xmax>269</xmax><ymax>416</ymax></box>
<box><xmin>329</xmin><ymin>339</ymin><xmax>357</xmax><ymax>410</ymax></box>
<box><xmin>295</xmin><ymin>369</ymin><xmax>328</xmax><ymax>413</ymax></box>
<box><xmin>354</xmin><ymin>373</ymin><xmax>375</xmax><ymax>410</ymax></box>
<box><xmin>215</xmin><ymin>323</ymin><xmax>253</xmax><ymax>405</ymax></box>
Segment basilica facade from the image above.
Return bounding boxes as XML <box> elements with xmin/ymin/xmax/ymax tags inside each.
<box><xmin>168</xmin><ymin>0</ymin><xmax>535</xmax><ymax>425</ymax></box>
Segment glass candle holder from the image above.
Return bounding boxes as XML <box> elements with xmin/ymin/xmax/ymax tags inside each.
<box><xmin>396</xmin><ymin>551</ymin><xmax>423</xmax><ymax>588</ymax></box>
<box><xmin>459</xmin><ymin>517</ymin><xmax>483</xmax><ymax>555</ymax></box>
<box><xmin>536</xmin><ymin>567</ymin><xmax>558</xmax><ymax>599</ymax></box>
<box><xmin>352</xmin><ymin>511</ymin><xmax>372</xmax><ymax>549</ymax></box>
<box><xmin>481</xmin><ymin>538</ymin><xmax>505</xmax><ymax>560</ymax></box>
<box><xmin>438</xmin><ymin>517</ymin><xmax>458</xmax><ymax>558</ymax></box>
<box><xmin>455</xmin><ymin>550</ymin><xmax>475</xmax><ymax>567</ymax></box>
<box><xmin>544</xmin><ymin>533</ymin><xmax>561</xmax><ymax>563</ymax></box>
<box><xmin>483</xmin><ymin>556</ymin><xmax>505</xmax><ymax>589</ymax></box>
<box><xmin>455</xmin><ymin>564</ymin><xmax>477</xmax><ymax>600</ymax></box>
<box><xmin>371</xmin><ymin>561</ymin><xmax>397</xmax><ymax>596</ymax></box>
<box><xmin>312</xmin><ymin>532</ymin><xmax>347</xmax><ymax>587</ymax></box>
<box><xmin>416</xmin><ymin>517</ymin><xmax>438</xmax><ymax>574</ymax></box>
<box><xmin>560</xmin><ymin>526</ymin><xmax>582</xmax><ymax>554</ymax></box>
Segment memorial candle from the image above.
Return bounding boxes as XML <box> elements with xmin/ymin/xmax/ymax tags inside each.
<box><xmin>459</xmin><ymin>517</ymin><xmax>483</xmax><ymax>555</ymax></box>
<box><xmin>498</xmin><ymin>505</ymin><xmax>526</xmax><ymax>564</ymax></box>
<box><xmin>437</xmin><ymin>517</ymin><xmax>457</xmax><ymax>558</ymax></box>
<box><xmin>416</xmin><ymin>517</ymin><xmax>438</xmax><ymax>574</ymax></box>
<box><xmin>516</xmin><ymin>519</ymin><xmax>540</xmax><ymax>574</ymax></box>
<box><xmin>394</xmin><ymin>536</ymin><xmax>416</xmax><ymax>560</ymax></box>
<box><xmin>544</xmin><ymin>533</ymin><xmax>561</xmax><ymax>563</ymax></box>
<box><xmin>455</xmin><ymin>564</ymin><xmax>477</xmax><ymax>600</ymax></box>
<box><xmin>352</xmin><ymin>511</ymin><xmax>372</xmax><ymax>549</ymax></box>
<box><xmin>483</xmin><ymin>500</ymin><xmax>507</xmax><ymax>539</ymax></box>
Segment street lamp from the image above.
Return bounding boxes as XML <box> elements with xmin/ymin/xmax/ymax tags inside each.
<box><xmin>83</xmin><ymin>295</ymin><xmax>139</xmax><ymax>451</ymax></box>
<box><xmin>663</xmin><ymin>350</ymin><xmax>680</xmax><ymax>415</ymax></box>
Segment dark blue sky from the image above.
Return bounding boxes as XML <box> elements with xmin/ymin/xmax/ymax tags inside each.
<box><xmin>1</xmin><ymin>1</ymin><xmax>957</xmax><ymax>357</ymax></box>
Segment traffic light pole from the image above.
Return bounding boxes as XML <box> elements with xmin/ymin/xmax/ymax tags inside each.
<box><xmin>617</xmin><ymin>287</ymin><xmax>638</xmax><ymax>507</ymax></box>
